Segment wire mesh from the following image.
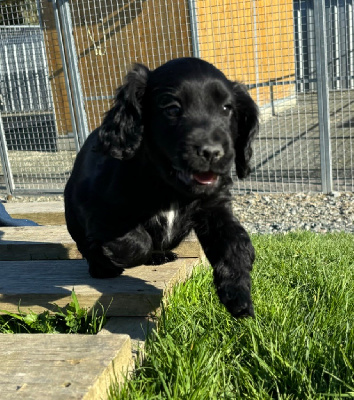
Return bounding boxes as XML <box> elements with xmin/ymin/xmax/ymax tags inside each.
<box><xmin>66</xmin><ymin>0</ymin><xmax>193</xmax><ymax>132</ymax></box>
<box><xmin>0</xmin><ymin>0</ymin><xmax>77</xmax><ymax>194</ymax></box>
<box><xmin>325</xmin><ymin>0</ymin><xmax>354</xmax><ymax>192</ymax></box>
<box><xmin>0</xmin><ymin>0</ymin><xmax>353</xmax><ymax>195</ymax></box>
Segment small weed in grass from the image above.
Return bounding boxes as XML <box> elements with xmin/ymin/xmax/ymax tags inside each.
<box><xmin>0</xmin><ymin>290</ymin><xmax>108</xmax><ymax>334</ymax></box>
<box><xmin>116</xmin><ymin>232</ymin><xmax>354</xmax><ymax>400</ymax></box>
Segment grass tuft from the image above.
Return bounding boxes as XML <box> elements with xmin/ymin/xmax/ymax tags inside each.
<box><xmin>0</xmin><ymin>290</ymin><xmax>108</xmax><ymax>334</ymax></box>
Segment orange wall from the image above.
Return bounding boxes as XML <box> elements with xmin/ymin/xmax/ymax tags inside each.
<box><xmin>196</xmin><ymin>0</ymin><xmax>296</xmax><ymax>107</ymax></box>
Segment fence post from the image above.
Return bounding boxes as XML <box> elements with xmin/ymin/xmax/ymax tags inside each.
<box><xmin>0</xmin><ymin>115</ymin><xmax>15</xmax><ymax>195</ymax></box>
<box><xmin>187</xmin><ymin>0</ymin><xmax>200</xmax><ymax>58</ymax></box>
<box><xmin>46</xmin><ymin>0</ymin><xmax>80</xmax><ymax>153</ymax></box>
<box><xmin>56</xmin><ymin>0</ymin><xmax>89</xmax><ymax>147</ymax></box>
<box><xmin>313</xmin><ymin>0</ymin><xmax>333</xmax><ymax>194</ymax></box>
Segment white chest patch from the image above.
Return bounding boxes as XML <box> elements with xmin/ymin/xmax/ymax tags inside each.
<box><xmin>160</xmin><ymin>206</ymin><xmax>178</xmax><ymax>242</ymax></box>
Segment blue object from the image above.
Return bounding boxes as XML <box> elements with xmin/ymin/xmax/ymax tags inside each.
<box><xmin>0</xmin><ymin>202</ymin><xmax>39</xmax><ymax>227</ymax></box>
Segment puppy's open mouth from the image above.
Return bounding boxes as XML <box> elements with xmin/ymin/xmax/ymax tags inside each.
<box><xmin>175</xmin><ymin>169</ymin><xmax>219</xmax><ymax>186</ymax></box>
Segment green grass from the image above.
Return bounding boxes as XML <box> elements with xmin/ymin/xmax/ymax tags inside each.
<box><xmin>0</xmin><ymin>290</ymin><xmax>107</xmax><ymax>334</ymax></box>
<box><xmin>115</xmin><ymin>232</ymin><xmax>354</xmax><ymax>400</ymax></box>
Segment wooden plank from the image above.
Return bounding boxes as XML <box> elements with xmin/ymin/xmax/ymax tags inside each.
<box><xmin>0</xmin><ymin>333</ymin><xmax>132</xmax><ymax>399</ymax></box>
<box><xmin>0</xmin><ymin>225</ymin><xmax>201</xmax><ymax>260</ymax></box>
<box><xmin>0</xmin><ymin>258</ymin><xmax>200</xmax><ymax>316</ymax></box>
<box><xmin>4</xmin><ymin>202</ymin><xmax>64</xmax><ymax>214</ymax></box>
<box><xmin>196</xmin><ymin>0</ymin><xmax>257</xmax><ymax>83</ymax></box>
<box><xmin>4</xmin><ymin>201</ymin><xmax>65</xmax><ymax>225</ymax></box>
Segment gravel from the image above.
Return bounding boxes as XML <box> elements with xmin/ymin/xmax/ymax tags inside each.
<box><xmin>2</xmin><ymin>192</ymin><xmax>354</xmax><ymax>234</ymax></box>
<box><xmin>232</xmin><ymin>192</ymin><xmax>354</xmax><ymax>234</ymax></box>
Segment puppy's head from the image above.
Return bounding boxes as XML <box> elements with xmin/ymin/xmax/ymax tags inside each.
<box><xmin>144</xmin><ymin>58</ymin><xmax>259</xmax><ymax>196</ymax></box>
<box><xmin>99</xmin><ymin>58</ymin><xmax>258</xmax><ymax>196</ymax></box>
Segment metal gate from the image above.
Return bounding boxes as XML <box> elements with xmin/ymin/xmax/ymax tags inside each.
<box><xmin>0</xmin><ymin>25</ymin><xmax>57</xmax><ymax>151</ymax></box>
<box><xmin>0</xmin><ymin>0</ymin><xmax>77</xmax><ymax>195</ymax></box>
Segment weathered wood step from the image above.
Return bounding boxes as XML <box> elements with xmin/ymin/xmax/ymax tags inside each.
<box><xmin>0</xmin><ymin>333</ymin><xmax>132</xmax><ymax>399</ymax></box>
<box><xmin>0</xmin><ymin>225</ymin><xmax>202</xmax><ymax>260</ymax></box>
<box><xmin>0</xmin><ymin>258</ymin><xmax>199</xmax><ymax>316</ymax></box>
<box><xmin>4</xmin><ymin>201</ymin><xmax>65</xmax><ymax>225</ymax></box>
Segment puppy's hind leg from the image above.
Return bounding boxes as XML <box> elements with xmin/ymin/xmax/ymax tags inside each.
<box><xmin>64</xmin><ymin>206</ymin><xmax>90</xmax><ymax>260</ymax></box>
<box><xmin>87</xmin><ymin>226</ymin><xmax>153</xmax><ymax>279</ymax></box>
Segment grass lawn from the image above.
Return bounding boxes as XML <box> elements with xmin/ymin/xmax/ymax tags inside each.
<box><xmin>115</xmin><ymin>232</ymin><xmax>354</xmax><ymax>399</ymax></box>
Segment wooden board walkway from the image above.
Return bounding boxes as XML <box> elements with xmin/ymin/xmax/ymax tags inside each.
<box><xmin>0</xmin><ymin>334</ymin><xmax>132</xmax><ymax>400</ymax></box>
<box><xmin>0</xmin><ymin>201</ymin><xmax>203</xmax><ymax>398</ymax></box>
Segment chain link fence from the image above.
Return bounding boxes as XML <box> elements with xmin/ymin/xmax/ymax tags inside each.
<box><xmin>0</xmin><ymin>0</ymin><xmax>353</xmax><ymax>196</ymax></box>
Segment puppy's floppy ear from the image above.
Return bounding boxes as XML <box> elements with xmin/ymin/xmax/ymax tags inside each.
<box><xmin>232</xmin><ymin>82</ymin><xmax>259</xmax><ymax>179</ymax></box>
<box><xmin>98</xmin><ymin>64</ymin><xmax>150</xmax><ymax>159</ymax></box>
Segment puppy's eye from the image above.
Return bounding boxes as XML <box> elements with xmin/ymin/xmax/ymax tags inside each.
<box><xmin>222</xmin><ymin>104</ymin><xmax>232</xmax><ymax>116</ymax></box>
<box><xmin>164</xmin><ymin>105</ymin><xmax>182</xmax><ymax>117</ymax></box>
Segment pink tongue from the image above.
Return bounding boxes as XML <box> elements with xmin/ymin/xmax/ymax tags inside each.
<box><xmin>193</xmin><ymin>171</ymin><xmax>218</xmax><ymax>185</ymax></box>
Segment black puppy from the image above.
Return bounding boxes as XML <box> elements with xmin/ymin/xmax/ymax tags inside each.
<box><xmin>64</xmin><ymin>57</ymin><xmax>259</xmax><ymax>318</ymax></box>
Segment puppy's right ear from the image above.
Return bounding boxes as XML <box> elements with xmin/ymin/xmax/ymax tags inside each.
<box><xmin>98</xmin><ymin>64</ymin><xmax>150</xmax><ymax>159</ymax></box>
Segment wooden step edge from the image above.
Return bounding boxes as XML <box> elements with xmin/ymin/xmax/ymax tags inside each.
<box><xmin>0</xmin><ymin>258</ymin><xmax>202</xmax><ymax>317</ymax></box>
<box><xmin>0</xmin><ymin>225</ymin><xmax>203</xmax><ymax>260</ymax></box>
<box><xmin>84</xmin><ymin>334</ymin><xmax>134</xmax><ymax>400</ymax></box>
<box><xmin>0</xmin><ymin>241</ymin><xmax>201</xmax><ymax>261</ymax></box>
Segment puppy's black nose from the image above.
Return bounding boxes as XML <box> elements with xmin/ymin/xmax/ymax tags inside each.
<box><xmin>197</xmin><ymin>144</ymin><xmax>224</xmax><ymax>162</ymax></box>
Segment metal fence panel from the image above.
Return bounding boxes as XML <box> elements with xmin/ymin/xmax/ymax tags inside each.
<box><xmin>0</xmin><ymin>0</ymin><xmax>353</xmax><ymax>195</ymax></box>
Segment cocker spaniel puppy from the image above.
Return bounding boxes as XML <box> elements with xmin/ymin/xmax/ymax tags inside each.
<box><xmin>64</xmin><ymin>57</ymin><xmax>259</xmax><ymax>318</ymax></box>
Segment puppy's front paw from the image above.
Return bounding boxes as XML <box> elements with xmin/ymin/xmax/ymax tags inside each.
<box><xmin>216</xmin><ymin>280</ymin><xmax>254</xmax><ymax>319</ymax></box>
<box><xmin>149</xmin><ymin>251</ymin><xmax>178</xmax><ymax>265</ymax></box>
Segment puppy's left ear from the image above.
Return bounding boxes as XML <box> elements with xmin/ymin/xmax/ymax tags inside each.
<box><xmin>99</xmin><ymin>64</ymin><xmax>150</xmax><ymax>159</ymax></box>
<box><xmin>232</xmin><ymin>82</ymin><xmax>259</xmax><ymax>179</ymax></box>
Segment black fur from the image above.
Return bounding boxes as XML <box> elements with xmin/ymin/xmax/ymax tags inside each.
<box><xmin>64</xmin><ymin>57</ymin><xmax>259</xmax><ymax>318</ymax></box>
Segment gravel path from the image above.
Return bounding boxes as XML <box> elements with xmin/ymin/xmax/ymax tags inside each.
<box><xmin>2</xmin><ymin>192</ymin><xmax>354</xmax><ymax>234</ymax></box>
